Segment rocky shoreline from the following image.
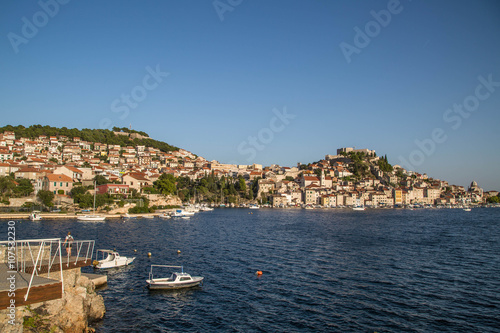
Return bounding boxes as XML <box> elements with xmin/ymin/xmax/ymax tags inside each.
<box><xmin>0</xmin><ymin>268</ymin><xmax>105</xmax><ymax>333</ymax></box>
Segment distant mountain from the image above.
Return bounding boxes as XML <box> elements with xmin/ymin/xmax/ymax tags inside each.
<box><xmin>0</xmin><ymin>124</ymin><xmax>178</xmax><ymax>153</ymax></box>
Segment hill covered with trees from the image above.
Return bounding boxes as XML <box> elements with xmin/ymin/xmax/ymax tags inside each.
<box><xmin>0</xmin><ymin>124</ymin><xmax>178</xmax><ymax>153</ymax></box>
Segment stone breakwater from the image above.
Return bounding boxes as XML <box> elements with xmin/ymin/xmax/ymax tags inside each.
<box><xmin>0</xmin><ymin>268</ymin><xmax>105</xmax><ymax>333</ymax></box>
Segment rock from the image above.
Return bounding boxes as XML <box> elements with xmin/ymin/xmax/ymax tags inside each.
<box><xmin>20</xmin><ymin>268</ymin><xmax>106</xmax><ymax>333</ymax></box>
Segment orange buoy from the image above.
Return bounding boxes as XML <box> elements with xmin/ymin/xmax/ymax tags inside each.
<box><xmin>256</xmin><ymin>270</ymin><xmax>263</xmax><ymax>275</ymax></box>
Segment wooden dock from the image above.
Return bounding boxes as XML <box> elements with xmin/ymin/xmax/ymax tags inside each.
<box><xmin>0</xmin><ymin>256</ymin><xmax>92</xmax><ymax>310</ymax></box>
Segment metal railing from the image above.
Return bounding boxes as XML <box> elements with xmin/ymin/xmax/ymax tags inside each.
<box><xmin>0</xmin><ymin>238</ymin><xmax>95</xmax><ymax>301</ymax></box>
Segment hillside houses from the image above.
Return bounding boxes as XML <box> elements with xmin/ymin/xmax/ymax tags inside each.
<box><xmin>0</xmin><ymin>130</ymin><xmax>487</xmax><ymax>207</ymax></box>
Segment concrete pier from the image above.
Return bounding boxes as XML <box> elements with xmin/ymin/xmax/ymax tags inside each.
<box><xmin>81</xmin><ymin>273</ymin><xmax>107</xmax><ymax>288</ymax></box>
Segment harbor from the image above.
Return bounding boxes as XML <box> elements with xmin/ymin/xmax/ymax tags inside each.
<box><xmin>3</xmin><ymin>208</ymin><xmax>499</xmax><ymax>332</ymax></box>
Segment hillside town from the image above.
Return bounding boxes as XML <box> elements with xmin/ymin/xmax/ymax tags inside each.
<box><xmin>0</xmin><ymin>129</ymin><xmax>498</xmax><ymax>211</ymax></box>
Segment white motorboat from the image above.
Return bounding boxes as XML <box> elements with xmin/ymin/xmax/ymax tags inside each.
<box><xmin>159</xmin><ymin>213</ymin><xmax>171</xmax><ymax>219</ymax></box>
<box><xmin>199</xmin><ymin>206</ymin><xmax>213</xmax><ymax>211</ymax></box>
<box><xmin>78</xmin><ymin>214</ymin><xmax>106</xmax><ymax>221</ymax></box>
<box><xmin>29</xmin><ymin>211</ymin><xmax>42</xmax><ymax>221</ymax></box>
<box><xmin>77</xmin><ymin>181</ymin><xmax>106</xmax><ymax>221</ymax></box>
<box><xmin>172</xmin><ymin>209</ymin><xmax>194</xmax><ymax>217</ymax></box>
<box><xmin>463</xmin><ymin>208</ymin><xmax>472</xmax><ymax>212</ymax></box>
<box><xmin>181</xmin><ymin>216</ymin><xmax>191</xmax><ymax>220</ymax></box>
<box><xmin>122</xmin><ymin>213</ymin><xmax>136</xmax><ymax>219</ymax></box>
<box><xmin>146</xmin><ymin>265</ymin><xmax>204</xmax><ymax>290</ymax></box>
<box><xmin>249</xmin><ymin>205</ymin><xmax>260</xmax><ymax>209</ymax></box>
<box><xmin>93</xmin><ymin>249</ymin><xmax>135</xmax><ymax>269</ymax></box>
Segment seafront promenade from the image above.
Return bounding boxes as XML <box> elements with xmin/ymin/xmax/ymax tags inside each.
<box><xmin>0</xmin><ymin>213</ymin><xmax>159</xmax><ymax>220</ymax></box>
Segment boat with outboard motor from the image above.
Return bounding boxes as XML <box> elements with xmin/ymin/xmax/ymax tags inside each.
<box><xmin>146</xmin><ymin>265</ymin><xmax>204</xmax><ymax>289</ymax></box>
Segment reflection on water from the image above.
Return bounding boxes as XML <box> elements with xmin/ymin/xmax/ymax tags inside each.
<box><xmin>7</xmin><ymin>208</ymin><xmax>500</xmax><ymax>332</ymax></box>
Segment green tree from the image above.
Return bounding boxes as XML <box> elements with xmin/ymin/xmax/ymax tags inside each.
<box><xmin>94</xmin><ymin>175</ymin><xmax>109</xmax><ymax>185</ymax></box>
<box><xmin>12</xmin><ymin>178</ymin><xmax>34</xmax><ymax>197</ymax></box>
<box><xmin>0</xmin><ymin>176</ymin><xmax>15</xmax><ymax>195</ymax></box>
<box><xmin>37</xmin><ymin>190</ymin><xmax>55</xmax><ymax>208</ymax></box>
<box><xmin>70</xmin><ymin>186</ymin><xmax>88</xmax><ymax>197</ymax></box>
<box><xmin>154</xmin><ymin>173</ymin><xmax>177</xmax><ymax>195</ymax></box>
<box><xmin>237</xmin><ymin>177</ymin><xmax>247</xmax><ymax>192</ymax></box>
<box><xmin>487</xmin><ymin>196</ymin><xmax>500</xmax><ymax>204</ymax></box>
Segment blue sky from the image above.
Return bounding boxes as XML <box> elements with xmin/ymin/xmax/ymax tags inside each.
<box><xmin>1</xmin><ymin>0</ymin><xmax>499</xmax><ymax>190</ymax></box>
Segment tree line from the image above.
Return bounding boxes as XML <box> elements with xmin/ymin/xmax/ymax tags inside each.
<box><xmin>0</xmin><ymin>124</ymin><xmax>178</xmax><ymax>153</ymax></box>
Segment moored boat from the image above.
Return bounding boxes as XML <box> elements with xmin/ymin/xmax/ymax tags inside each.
<box><xmin>93</xmin><ymin>249</ymin><xmax>135</xmax><ymax>269</ymax></box>
<box><xmin>29</xmin><ymin>211</ymin><xmax>42</xmax><ymax>221</ymax></box>
<box><xmin>146</xmin><ymin>265</ymin><xmax>204</xmax><ymax>290</ymax></box>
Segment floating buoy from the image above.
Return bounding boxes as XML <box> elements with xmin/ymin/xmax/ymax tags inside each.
<box><xmin>134</xmin><ymin>249</ymin><xmax>137</xmax><ymax>252</ymax></box>
<box><xmin>147</xmin><ymin>252</ymin><xmax>152</xmax><ymax>257</ymax></box>
<box><xmin>256</xmin><ymin>271</ymin><xmax>263</xmax><ymax>275</ymax></box>
<box><xmin>177</xmin><ymin>250</ymin><xmax>181</xmax><ymax>254</ymax></box>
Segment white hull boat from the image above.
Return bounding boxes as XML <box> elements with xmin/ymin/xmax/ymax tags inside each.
<box><xmin>352</xmin><ymin>207</ymin><xmax>366</xmax><ymax>211</ymax></box>
<box><xmin>146</xmin><ymin>265</ymin><xmax>204</xmax><ymax>290</ymax></box>
<box><xmin>78</xmin><ymin>214</ymin><xmax>106</xmax><ymax>221</ymax></box>
<box><xmin>249</xmin><ymin>205</ymin><xmax>260</xmax><ymax>209</ymax></box>
<box><xmin>94</xmin><ymin>249</ymin><xmax>135</xmax><ymax>269</ymax></box>
<box><xmin>172</xmin><ymin>209</ymin><xmax>194</xmax><ymax>217</ymax></box>
<box><xmin>159</xmin><ymin>213</ymin><xmax>171</xmax><ymax>219</ymax></box>
<box><xmin>29</xmin><ymin>212</ymin><xmax>42</xmax><ymax>221</ymax></box>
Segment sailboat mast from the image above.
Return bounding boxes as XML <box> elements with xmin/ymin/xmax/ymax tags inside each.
<box><xmin>93</xmin><ymin>181</ymin><xmax>96</xmax><ymax>215</ymax></box>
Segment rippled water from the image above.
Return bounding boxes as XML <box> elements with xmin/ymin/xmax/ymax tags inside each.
<box><xmin>9</xmin><ymin>208</ymin><xmax>500</xmax><ymax>332</ymax></box>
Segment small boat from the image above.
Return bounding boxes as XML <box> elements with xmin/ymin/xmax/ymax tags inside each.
<box><xmin>181</xmin><ymin>216</ymin><xmax>191</xmax><ymax>220</ymax></box>
<box><xmin>93</xmin><ymin>249</ymin><xmax>135</xmax><ymax>269</ymax></box>
<box><xmin>122</xmin><ymin>213</ymin><xmax>136</xmax><ymax>219</ymax></box>
<box><xmin>29</xmin><ymin>211</ymin><xmax>42</xmax><ymax>221</ymax></box>
<box><xmin>78</xmin><ymin>214</ymin><xmax>106</xmax><ymax>221</ymax></box>
<box><xmin>463</xmin><ymin>208</ymin><xmax>472</xmax><ymax>212</ymax></box>
<box><xmin>159</xmin><ymin>213</ymin><xmax>171</xmax><ymax>219</ymax></box>
<box><xmin>146</xmin><ymin>265</ymin><xmax>204</xmax><ymax>290</ymax></box>
<box><xmin>172</xmin><ymin>209</ymin><xmax>194</xmax><ymax>217</ymax></box>
<box><xmin>142</xmin><ymin>215</ymin><xmax>155</xmax><ymax>219</ymax></box>
<box><xmin>249</xmin><ymin>205</ymin><xmax>260</xmax><ymax>209</ymax></box>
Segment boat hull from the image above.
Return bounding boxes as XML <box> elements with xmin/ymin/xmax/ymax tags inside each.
<box><xmin>146</xmin><ymin>277</ymin><xmax>204</xmax><ymax>290</ymax></box>
<box><xmin>78</xmin><ymin>215</ymin><xmax>106</xmax><ymax>221</ymax></box>
<box><xmin>96</xmin><ymin>257</ymin><xmax>135</xmax><ymax>269</ymax></box>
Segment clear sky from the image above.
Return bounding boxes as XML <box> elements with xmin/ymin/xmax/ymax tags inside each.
<box><xmin>1</xmin><ymin>0</ymin><xmax>499</xmax><ymax>190</ymax></box>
